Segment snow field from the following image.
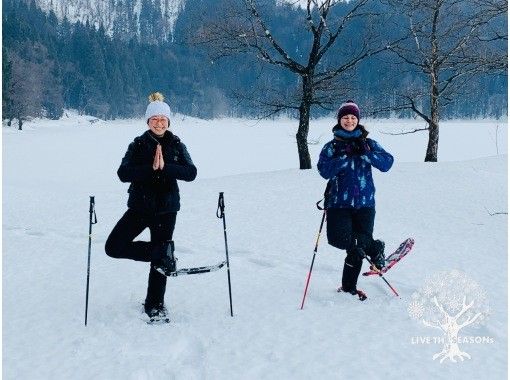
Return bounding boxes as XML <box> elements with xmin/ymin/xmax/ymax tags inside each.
<box><xmin>3</xmin><ymin>114</ymin><xmax>507</xmax><ymax>379</ymax></box>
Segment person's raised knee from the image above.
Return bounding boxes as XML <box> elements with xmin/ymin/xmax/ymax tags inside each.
<box><xmin>105</xmin><ymin>237</ymin><xmax>122</xmax><ymax>258</ymax></box>
<box><xmin>327</xmin><ymin>234</ymin><xmax>350</xmax><ymax>250</ymax></box>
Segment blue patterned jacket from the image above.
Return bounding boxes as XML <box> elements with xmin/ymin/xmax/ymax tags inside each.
<box><xmin>317</xmin><ymin>137</ymin><xmax>393</xmax><ymax>209</ymax></box>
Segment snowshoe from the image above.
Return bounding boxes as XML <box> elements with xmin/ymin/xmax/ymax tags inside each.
<box><xmin>144</xmin><ymin>302</ymin><xmax>170</xmax><ymax>324</ymax></box>
<box><xmin>363</xmin><ymin>238</ymin><xmax>414</xmax><ymax>276</ymax></box>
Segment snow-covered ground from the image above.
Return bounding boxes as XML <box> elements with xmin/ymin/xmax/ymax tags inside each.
<box><xmin>3</xmin><ymin>113</ymin><xmax>508</xmax><ymax>379</ymax></box>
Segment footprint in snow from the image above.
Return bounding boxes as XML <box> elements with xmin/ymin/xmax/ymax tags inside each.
<box><xmin>247</xmin><ymin>257</ymin><xmax>276</xmax><ymax>268</ymax></box>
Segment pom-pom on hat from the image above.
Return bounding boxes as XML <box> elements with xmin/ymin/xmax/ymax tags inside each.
<box><xmin>337</xmin><ymin>100</ymin><xmax>360</xmax><ymax>121</ymax></box>
<box><xmin>145</xmin><ymin>92</ymin><xmax>171</xmax><ymax>122</ymax></box>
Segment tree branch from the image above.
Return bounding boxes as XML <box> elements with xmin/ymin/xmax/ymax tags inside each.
<box><xmin>381</xmin><ymin>127</ymin><xmax>429</xmax><ymax>135</ymax></box>
<box><xmin>484</xmin><ymin>206</ymin><xmax>508</xmax><ymax>216</ymax></box>
<box><xmin>245</xmin><ymin>0</ymin><xmax>306</xmax><ymax>73</ymax></box>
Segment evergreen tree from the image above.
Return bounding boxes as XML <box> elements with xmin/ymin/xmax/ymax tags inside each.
<box><xmin>2</xmin><ymin>46</ymin><xmax>14</xmax><ymax>125</ymax></box>
<box><xmin>1</xmin><ymin>0</ymin><xmax>506</xmax><ymax>123</ymax></box>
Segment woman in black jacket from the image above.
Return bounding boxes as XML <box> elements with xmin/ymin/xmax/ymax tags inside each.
<box><xmin>105</xmin><ymin>92</ymin><xmax>197</xmax><ymax>321</ymax></box>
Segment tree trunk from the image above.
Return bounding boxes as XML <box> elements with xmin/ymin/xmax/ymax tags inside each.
<box><xmin>296</xmin><ymin>75</ymin><xmax>313</xmax><ymax>169</ymax></box>
<box><xmin>426</xmin><ymin>15</ymin><xmax>440</xmax><ymax>163</ymax></box>
<box><xmin>425</xmin><ymin>119</ymin><xmax>439</xmax><ymax>162</ymax></box>
<box><xmin>425</xmin><ymin>69</ymin><xmax>440</xmax><ymax>162</ymax></box>
<box><xmin>18</xmin><ymin>117</ymin><xmax>23</xmax><ymax>131</ymax></box>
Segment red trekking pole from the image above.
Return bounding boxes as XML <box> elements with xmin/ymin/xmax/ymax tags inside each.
<box><xmin>300</xmin><ymin>201</ymin><xmax>326</xmax><ymax>310</ymax></box>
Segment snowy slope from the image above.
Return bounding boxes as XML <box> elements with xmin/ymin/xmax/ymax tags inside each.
<box><xmin>2</xmin><ymin>114</ymin><xmax>507</xmax><ymax>379</ymax></box>
<box><xmin>34</xmin><ymin>0</ymin><xmax>184</xmax><ymax>37</ymax></box>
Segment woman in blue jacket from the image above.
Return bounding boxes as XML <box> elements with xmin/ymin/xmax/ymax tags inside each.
<box><xmin>317</xmin><ymin>101</ymin><xmax>393</xmax><ymax>299</ymax></box>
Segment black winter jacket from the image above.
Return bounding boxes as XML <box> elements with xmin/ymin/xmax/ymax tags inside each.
<box><xmin>117</xmin><ymin>130</ymin><xmax>197</xmax><ymax>214</ymax></box>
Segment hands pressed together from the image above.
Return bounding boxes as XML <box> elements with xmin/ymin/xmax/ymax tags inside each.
<box><xmin>152</xmin><ymin>144</ymin><xmax>165</xmax><ymax>170</ymax></box>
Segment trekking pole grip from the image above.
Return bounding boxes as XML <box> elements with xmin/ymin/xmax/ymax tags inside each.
<box><xmin>216</xmin><ymin>192</ymin><xmax>224</xmax><ymax>218</ymax></box>
<box><xmin>89</xmin><ymin>196</ymin><xmax>97</xmax><ymax>224</ymax></box>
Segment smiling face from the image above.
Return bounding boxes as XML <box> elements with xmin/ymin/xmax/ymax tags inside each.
<box><xmin>340</xmin><ymin>114</ymin><xmax>358</xmax><ymax>131</ymax></box>
<box><xmin>148</xmin><ymin>115</ymin><xmax>169</xmax><ymax>136</ymax></box>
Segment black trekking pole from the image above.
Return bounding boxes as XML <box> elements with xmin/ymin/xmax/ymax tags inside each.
<box><xmin>217</xmin><ymin>192</ymin><xmax>233</xmax><ymax>317</ymax></box>
<box><xmin>363</xmin><ymin>254</ymin><xmax>399</xmax><ymax>297</ymax></box>
<box><xmin>85</xmin><ymin>196</ymin><xmax>97</xmax><ymax>326</ymax></box>
<box><xmin>300</xmin><ymin>199</ymin><xmax>326</xmax><ymax>310</ymax></box>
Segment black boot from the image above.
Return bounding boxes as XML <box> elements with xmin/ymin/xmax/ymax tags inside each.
<box><xmin>337</xmin><ymin>286</ymin><xmax>367</xmax><ymax>301</ymax></box>
<box><xmin>144</xmin><ymin>301</ymin><xmax>169</xmax><ymax>323</ymax></box>
<box><xmin>341</xmin><ymin>250</ymin><xmax>363</xmax><ymax>293</ymax></box>
<box><xmin>152</xmin><ymin>240</ymin><xmax>177</xmax><ymax>276</ymax></box>
<box><xmin>368</xmin><ymin>239</ymin><xmax>385</xmax><ymax>270</ymax></box>
<box><xmin>145</xmin><ymin>266</ymin><xmax>166</xmax><ymax>310</ymax></box>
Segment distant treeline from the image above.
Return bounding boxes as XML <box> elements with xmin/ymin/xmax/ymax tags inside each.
<box><xmin>2</xmin><ymin>0</ymin><xmax>507</xmax><ymax>123</ymax></box>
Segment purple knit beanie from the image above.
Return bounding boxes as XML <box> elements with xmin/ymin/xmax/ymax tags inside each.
<box><xmin>337</xmin><ymin>100</ymin><xmax>360</xmax><ymax>121</ymax></box>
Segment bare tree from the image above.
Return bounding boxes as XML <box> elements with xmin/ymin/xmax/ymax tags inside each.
<box><xmin>194</xmin><ymin>0</ymin><xmax>394</xmax><ymax>169</ymax></box>
<box><xmin>381</xmin><ymin>0</ymin><xmax>507</xmax><ymax>162</ymax></box>
<box><xmin>3</xmin><ymin>42</ymin><xmax>64</xmax><ymax>129</ymax></box>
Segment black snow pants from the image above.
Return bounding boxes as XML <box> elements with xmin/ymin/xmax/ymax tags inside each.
<box><xmin>105</xmin><ymin>209</ymin><xmax>177</xmax><ymax>308</ymax></box>
<box><xmin>326</xmin><ymin>207</ymin><xmax>375</xmax><ymax>292</ymax></box>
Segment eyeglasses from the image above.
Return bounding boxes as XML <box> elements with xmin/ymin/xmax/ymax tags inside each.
<box><xmin>149</xmin><ymin>117</ymin><xmax>168</xmax><ymax>123</ymax></box>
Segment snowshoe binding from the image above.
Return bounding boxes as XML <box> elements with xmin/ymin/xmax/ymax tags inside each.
<box><xmin>153</xmin><ymin>240</ymin><xmax>178</xmax><ymax>277</ymax></box>
<box><xmin>144</xmin><ymin>302</ymin><xmax>170</xmax><ymax>325</ymax></box>
<box><xmin>368</xmin><ymin>240</ymin><xmax>386</xmax><ymax>270</ymax></box>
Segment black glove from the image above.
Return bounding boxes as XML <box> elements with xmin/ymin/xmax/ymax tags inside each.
<box><xmin>354</xmin><ymin>139</ymin><xmax>370</xmax><ymax>155</ymax></box>
<box><xmin>332</xmin><ymin>140</ymin><xmax>343</xmax><ymax>157</ymax></box>
<box><xmin>335</xmin><ymin>140</ymin><xmax>369</xmax><ymax>157</ymax></box>
<box><xmin>343</xmin><ymin>141</ymin><xmax>356</xmax><ymax>156</ymax></box>
<box><xmin>344</xmin><ymin>140</ymin><xmax>366</xmax><ymax>156</ymax></box>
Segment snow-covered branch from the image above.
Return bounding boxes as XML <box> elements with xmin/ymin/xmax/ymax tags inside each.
<box><xmin>484</xmin><ymin>206</ymin><xmax>508</xmax><ymax>216</ymax></box>
<box><xmin>380</xmin><ymin>127</ymin><xmax>429</xmax><ymax>135</ymax></box>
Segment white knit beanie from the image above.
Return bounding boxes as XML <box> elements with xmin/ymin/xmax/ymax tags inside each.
<box><xmin>145</xmin><ymin>92</ymin><xmax>171</xmax><ymax>122</ymax></box>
